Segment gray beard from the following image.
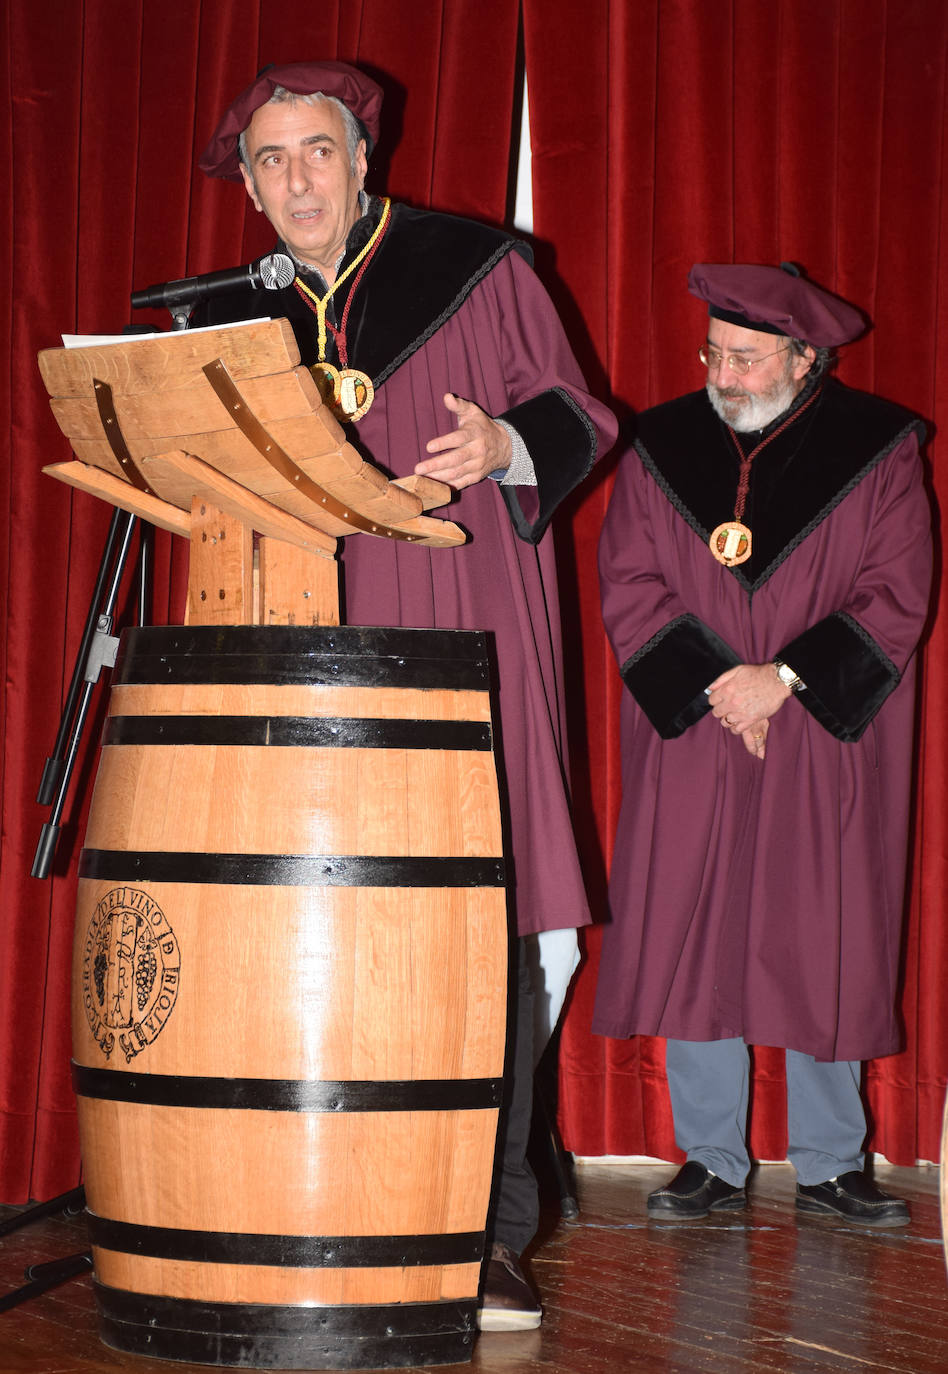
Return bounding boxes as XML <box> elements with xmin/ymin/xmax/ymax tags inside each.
<box><xmin>706</xmin><ymin>376</ymin><xmax>800</xmax><ymax>432</ymax></box>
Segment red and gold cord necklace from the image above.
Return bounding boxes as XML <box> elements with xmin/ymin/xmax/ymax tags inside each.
<box><xmin>709</xmin><ymin>386</ymin><xmax>821</xmax><ymax>566</ymax></box>
<box><xmin>293</xmin><ymin>197</ymin><xmax>392</xmax><ymax>422</ymax></box>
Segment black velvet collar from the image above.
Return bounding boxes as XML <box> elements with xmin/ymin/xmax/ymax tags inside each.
<box><xmin>635</xmin><ymin>378</ymin><xmax>923</xmax><ymax>592</ymax></box>
<box><xmin>197</xmin><ymin>199</ymin><xmax>530</xmax><ymax>386</ymax></box>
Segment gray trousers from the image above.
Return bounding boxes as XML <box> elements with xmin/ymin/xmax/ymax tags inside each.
<box><xmin>665</xmin><ymin>1037</ymin><xmax>867</xmax><ymax>1187</ymax></box>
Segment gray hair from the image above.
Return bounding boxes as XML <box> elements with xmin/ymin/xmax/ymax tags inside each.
<box><xmin>238</xmin><ymin>88</ymin><xmax>365</xmax><ymax>181</ymax></box>
<box><xmin>788</xmin><ymin>337</ymin><xmax>835</xmax><ymax>382</ymax></box>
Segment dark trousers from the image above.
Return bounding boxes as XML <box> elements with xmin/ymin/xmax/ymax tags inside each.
<box><xmin>485</xmin><ymin>939</ymin><xmax>539</xmax><ymax>1255</ymax></box>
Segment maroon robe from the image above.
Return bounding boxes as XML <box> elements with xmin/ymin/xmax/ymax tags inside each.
<box><xmin>197</xmin><ymin>201</ymin><xmax>617</xmax><ymax>935</ymax></box>
<box><xmin>594</xmin><ymin>380</ymin><xmax>932</xmax><ymax>1062</ymax></box>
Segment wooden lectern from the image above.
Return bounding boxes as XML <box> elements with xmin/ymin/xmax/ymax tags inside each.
<box><xmin>37</xmin><ymin>323</ymin><xmax>508</xmax><ymax>1371</ymax></box>
<box><xmin>38</xmin><ymin>318</ymin><xmax>466</xmax><ymax>625</ymax></box>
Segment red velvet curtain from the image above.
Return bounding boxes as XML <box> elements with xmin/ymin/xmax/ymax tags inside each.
<box><xmin>0</xmin><ymin>0</ymin><xmax>520</xmax><ymax>1203</ymax></box>
<box><xmin>524</xmin><ymin>0</ymin><xmax>948</xmax><ymax>1166</ymax></box>
<box><xmin>4</xmin><ymin>0</ymin><xmax>948</xmax><ymax>1205</ymax></box>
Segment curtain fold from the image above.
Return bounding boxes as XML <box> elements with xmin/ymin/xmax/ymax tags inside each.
<box><xmin>0</xmin><ymin>0</ymin><xmax>519</xmax><ymax>1203</ymax></box>
<box><xmin>524</xmin><ymin>0</ymin><xmax>948</xmax><ymax>1167</ymax></box>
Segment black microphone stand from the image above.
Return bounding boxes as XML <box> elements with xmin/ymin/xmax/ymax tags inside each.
<box><xmin>4</xmin><ymin>510</ymin><xmax>151</xmax><ymax>1311</ymax></box>
<box><xmin>32</xmin><ymin>507</ymin><xmax>148</xmax><ymax>878</ymax></box>
<box><xmin>3</xmin><ymin>309</ymin><xmax>186</xmax><ymax>1313</ymax></box>
<box><xmin>32</xmin><ymin>303</ymin><xmax>186</xmax><ymax>877</ymax></box>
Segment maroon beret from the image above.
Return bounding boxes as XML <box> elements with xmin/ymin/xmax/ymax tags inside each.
<box><xmin>688</xmin><ymin>263</ymin><xmax>867</xmax><ymax>347</ymax></box>
<box><xmin>199</xmin><ymin>60</ymin><xmax>383</xmax><ymax>182</ymax></box>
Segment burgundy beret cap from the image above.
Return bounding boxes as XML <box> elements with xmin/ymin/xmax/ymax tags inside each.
<box><xmin>688</xmin><ymin>263</ymin><xmax>867</xmax><ymax>347</ymax></box>
<box><xmin>199</xmin><ymin>60</ymin><xmax>383</xmax><ymax>182</ymax></box>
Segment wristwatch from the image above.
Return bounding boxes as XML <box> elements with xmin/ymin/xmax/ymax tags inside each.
<box><xmin>774</xmin><ymin>659</ymin><xmax>806</xmax><ymax>693</ymax></box>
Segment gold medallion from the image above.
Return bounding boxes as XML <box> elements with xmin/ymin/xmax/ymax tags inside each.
<box><xmin>310</xmin><ymin>361</ymin><xmax>340</xmax><ymax>409</ymax></box>
<box><xmin>336</xmin><ymin>368</ymin><xmax>375</xmax><ymax>421</ymax></box>
<box><xmin>709</xmin><ymin>521</ymin><xmax>752</xmax><ymax>567</ymax></box>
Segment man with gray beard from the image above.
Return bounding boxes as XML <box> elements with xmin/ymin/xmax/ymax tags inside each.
<box><xmin>593</xmin><ymin>264</ymin><xmax>932</xmax><ymax>1225</ymax></box>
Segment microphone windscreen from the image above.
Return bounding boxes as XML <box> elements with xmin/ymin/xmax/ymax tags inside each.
<box><xmin>259</xmin><ymin>253</ymin><xmax>295</xmax><ymax>290</ymax></box>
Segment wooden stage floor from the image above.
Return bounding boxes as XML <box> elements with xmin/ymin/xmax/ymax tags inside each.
<box><xmin>0</xmin><ymin>1159</ymin><xmax>945</xmax><ymax>1373</ymax></box>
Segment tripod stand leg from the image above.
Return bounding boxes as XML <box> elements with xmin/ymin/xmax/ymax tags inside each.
<box><xmin>0</xmin><ymin>1185</ymin><xmax>85</xmax><ymax>1239</ymax></box>
<box><xmin>0</xmin><ymin>1188</ymin><xmax>90</xmax><ymax>1313</ymax></box>
<box><xmin>0</xmin><ymin>1252</ymin><xmax>92</xmax><ymax>1314</ymax></box>
<box><xmin>533</xmin><ymin>1081</ymin><xmax>580</xmax><ymax>1220</ymax></box>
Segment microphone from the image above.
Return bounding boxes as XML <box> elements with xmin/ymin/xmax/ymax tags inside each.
<box><xmin>130</xmin><ymin>252</ymin><xmax>296</xmax><ymax>313</ymax></box>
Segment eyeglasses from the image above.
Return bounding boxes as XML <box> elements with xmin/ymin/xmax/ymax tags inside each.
<box><xmin>699</xmin><ymin>344</ymin><xmax>790</xmax><ymax>376</ymax></box>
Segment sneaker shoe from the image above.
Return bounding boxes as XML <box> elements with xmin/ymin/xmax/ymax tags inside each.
<box><xmin>477</xmin><ymin>1242</ymin><xmax>542</xmax><ymax>1331</ymax></box>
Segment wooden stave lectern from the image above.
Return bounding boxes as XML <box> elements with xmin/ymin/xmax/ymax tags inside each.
<box><xmin>39</xmin><ymin>322</ymin><xmax>509</xmax><ymax>1371</ymax></box>
<box><xmin>38</xmin><ymin>318</ymin><xmax>466</xmax><ymax>628</ymax></box>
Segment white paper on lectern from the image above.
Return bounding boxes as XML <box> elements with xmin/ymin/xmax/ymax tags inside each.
<box><xmin>61</xmin><ymin>319</ymin><xmax>273</xmax><ymax>348</ymax></box>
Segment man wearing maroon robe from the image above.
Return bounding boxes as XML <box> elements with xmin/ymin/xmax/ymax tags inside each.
<box><xmin>595</xmin><ymin>263</ymin><xmax>931</xmax><ymax>1226</ymax></box>
<box><xmin>196</xmin><ymin>61</ymin><xmax>617</xmax><ymax>1326</ymax></box>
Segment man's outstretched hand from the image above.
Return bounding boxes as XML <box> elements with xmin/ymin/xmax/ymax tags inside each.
<box><xmin>415</xmin><ymin>392</ymin><xmax>511</xmax><ymax>490</ymax></box>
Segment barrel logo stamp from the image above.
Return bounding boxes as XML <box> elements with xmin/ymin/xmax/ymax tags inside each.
<box><xmin>81</xmin><ymin>887</ymin><xmax>180</xmax><ymax>1063</ymax></box>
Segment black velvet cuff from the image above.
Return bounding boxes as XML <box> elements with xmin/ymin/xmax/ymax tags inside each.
<box><xmin>498</xmin><ymin>387</ymin><xmax>598</xmax><ymax>544</ymax></box>
<box><xmin>775</xmin><ymin>612</ymin><xmax>900</xmax><ymax>741</ymax></box>
<box><xmin>621</xmin><ymin>615</ymin><xmax>741</xmax><ymax>739</ymax></box>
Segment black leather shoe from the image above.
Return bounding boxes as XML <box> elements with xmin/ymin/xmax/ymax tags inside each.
<box><xmin>477</xmin><ymin>1243</ymin><xmax>541</xmax><ymax>1331</ymax></box>
<box><xmin>647</xmin><ymin>1161</ymin><xmax>746</xmax><ymax>1218</ymax></box>
<box><xmin>796</xmin><ymin>1171</ymin><xmax>910</xmax><ymax>1227</ymax></box>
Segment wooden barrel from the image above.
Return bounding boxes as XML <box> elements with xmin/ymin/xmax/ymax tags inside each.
<box><xmin>71</xmin><ymin>624</ymin><xmax>508</xmax><ymax>1370</ymax></box>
